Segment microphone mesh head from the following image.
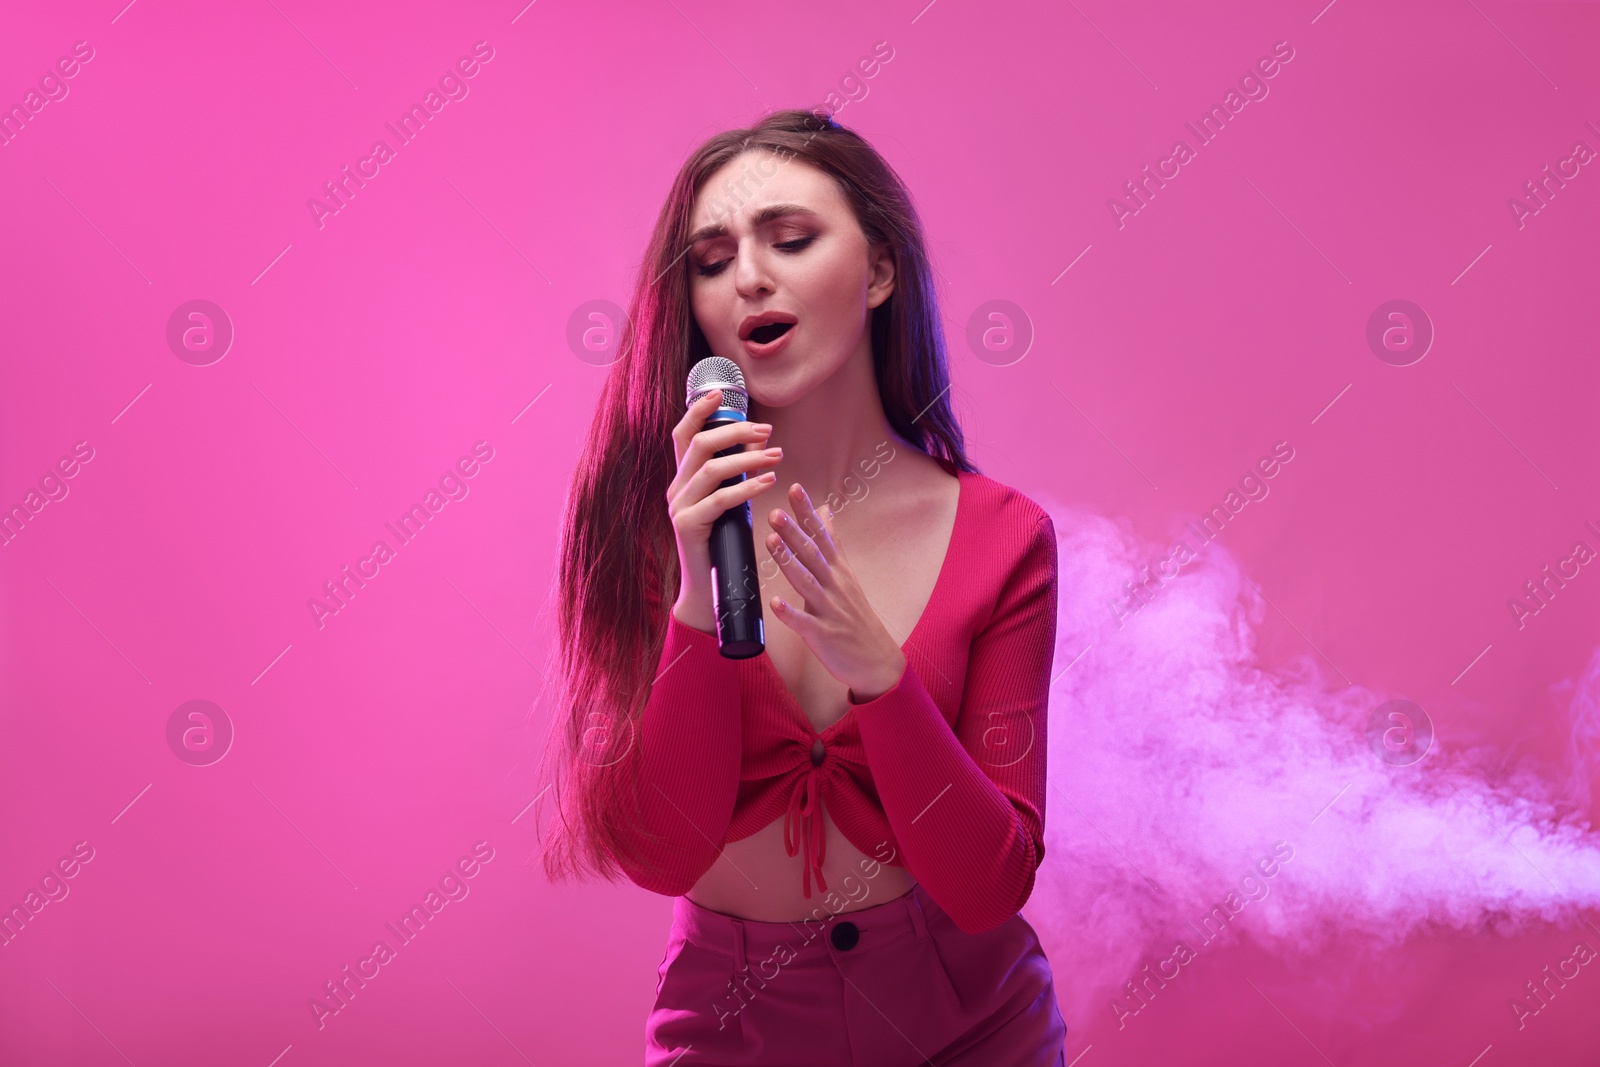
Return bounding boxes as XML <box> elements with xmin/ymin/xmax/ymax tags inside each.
<box><xmin>686</xmin><ymin>357</ymin><xmax>749</xmax><ymax>414</ymax></box>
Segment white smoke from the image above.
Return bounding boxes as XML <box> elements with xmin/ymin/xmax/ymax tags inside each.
<box><xmin>1027</xmin><ymin>502</ymin><xmax>1600</xmax><ymax>1025</ymax></box>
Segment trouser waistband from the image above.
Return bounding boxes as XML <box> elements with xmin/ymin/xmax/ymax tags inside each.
<box><xmin>674</xmin><ymin>882</ymin><xmax>933</xmax><ymax>973</ymax></box>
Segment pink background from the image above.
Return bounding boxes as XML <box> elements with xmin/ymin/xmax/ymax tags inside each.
<box><xmin>2</xmin><ymin>0</ymin><xmax>1598</xmax><ymax>1063</ymax></box>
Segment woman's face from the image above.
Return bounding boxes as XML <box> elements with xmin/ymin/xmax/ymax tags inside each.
<box><xmin>686</xmin><ymin>149</ymin><xmax>895</xmax><ymax>407</ymax></box>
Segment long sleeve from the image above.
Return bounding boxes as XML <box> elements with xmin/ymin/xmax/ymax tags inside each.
<box><xmin>852</xmin><ymin>512</ymin><xmax>1058</xmax><ymax>934</ymax></box>
<box><xmin>609</xmin><ymin>613</ymin><xmax>743</xmax><ymax>896</ymax></box>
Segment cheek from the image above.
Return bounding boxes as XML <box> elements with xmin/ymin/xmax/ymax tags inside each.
<box><xmin>799</xmin><ymin>262</ymin><xmax>868</xmax><ymax>345</ymax></box>
<box><xmin>806</xmin><ymin>243</ymin><xmax>865</xmax><ymax>303</ymax></box>
<box><xmin>690</xmin><ymin>286</ymin><xmax>729</xmax><ymax>341</ymax></box>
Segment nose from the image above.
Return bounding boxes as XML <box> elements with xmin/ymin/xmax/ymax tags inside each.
<box><xmin>733</xmin><ymin>240</ymin><xmax>776</xmax><ymax>299</ymax></box>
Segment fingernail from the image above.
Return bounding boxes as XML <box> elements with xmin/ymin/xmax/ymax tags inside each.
<box><xmin>765</xmin><ymin>447</ymin><xmax>783</xmax><ymax>456</ymax></box>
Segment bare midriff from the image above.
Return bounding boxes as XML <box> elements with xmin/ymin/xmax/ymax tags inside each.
<box><xmin>685</xmin><ymin>807</ymin><xmax>917</xmax><ymax>920</ymax></box>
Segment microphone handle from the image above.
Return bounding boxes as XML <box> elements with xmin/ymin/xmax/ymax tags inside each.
<box><xmin>705</xmin><ymin>411</ymin><xmax>766</xmax><ymax>659</ymax></box>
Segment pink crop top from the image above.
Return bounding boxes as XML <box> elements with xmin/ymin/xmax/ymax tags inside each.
<box><xmin>612</xmin><ymin>459</ymin><xmax>1058</xmax><ymax>935</ymax></box>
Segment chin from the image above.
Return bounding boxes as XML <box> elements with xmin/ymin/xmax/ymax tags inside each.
<box><xmin>736</xmin><ymin>351</ymin><xmax>845</xmax><ymax>410</ymax></box>
<box><xmin>746</xmin><ymin>372</ymin><xmax>817</xmax><ymax>410</ymax></box>
<box><xmin>744</xmin><ymin>386</ymin><xmax>797</xmax><ymax>410</ymax></box>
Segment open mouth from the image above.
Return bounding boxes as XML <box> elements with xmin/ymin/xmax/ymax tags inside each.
<box><xmin>748</xmin><ymin>321</ymin><xmax>795</xmax><ymax>345</ymax></box>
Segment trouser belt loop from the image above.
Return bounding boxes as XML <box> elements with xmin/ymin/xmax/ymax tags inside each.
<box><xmin>730</xmin><ymin>919</ymin><xmax>747</xmax><ymax>973</ymax></box>
<box><xmin>907</xmin><ymin>890</ymin><xmax>931</xmax><ymax>942</ymax></box>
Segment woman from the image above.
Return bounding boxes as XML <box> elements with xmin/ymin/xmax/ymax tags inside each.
<box><xmin>538</xmin><ymin>108</ymin><xmax>1067</xmax><ymax>1065</ymax></box>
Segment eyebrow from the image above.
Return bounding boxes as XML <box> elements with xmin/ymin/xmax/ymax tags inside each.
<box><xmin>686</xmin><ymin>203</ymin><xmax>820</xmax><ymax>246</ymax></box>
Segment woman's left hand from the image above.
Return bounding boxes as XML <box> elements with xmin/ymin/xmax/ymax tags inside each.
<box><xmin>764</xmin><ymin>482</ymin><xmax>908</xmax><ymax>703</ymax></box>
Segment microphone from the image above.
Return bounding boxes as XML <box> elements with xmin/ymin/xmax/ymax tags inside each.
<box><xmin>686</xmin><ymin>357</ymin><xmax>766</xmax><ymax>659</ymax></box>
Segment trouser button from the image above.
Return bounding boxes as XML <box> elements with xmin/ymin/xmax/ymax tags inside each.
<box><xmin>831</xmin><ymin>921</ymin><xmax>859</xmax><ymax>951</ymax></box>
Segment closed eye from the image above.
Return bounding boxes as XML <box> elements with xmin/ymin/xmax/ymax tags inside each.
<box><xmin>695</xmin><ymin>236</ymin><xmax>816</xmax><ymax>278</ymax></box>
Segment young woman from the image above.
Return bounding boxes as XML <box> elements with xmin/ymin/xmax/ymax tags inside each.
<box><xmin>538</xmin><ymin>109</ymin><xmax>1067</xmax><ymax>1065</ymax></box>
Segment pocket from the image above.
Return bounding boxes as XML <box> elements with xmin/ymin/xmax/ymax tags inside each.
<box><xmin>658</xmin><ymin>938</ymin><xmax>716</xmax><ymax>996</ymax></box>
<box><xmin>647</xmin><ymin>938</ymin><xmax>746</xmax><ymax>1060</ymax></box>
<box><xmin>687</xmin><ymin>942</ymin><xmax>740</xmax><ymax>1019</ymax></box>
<box><xmin>918</xmin><ymin>929</ymin><xmax>971</xmax><ymax>1021</ymax></box>
<box><xmin>926</xmin><ymin>913</ymin><xmax>1055</xmax><ymax>1028</ymax></box>
<box><xmin>655</xmin><ymin>929</ymin><xmax>692</xmax><ymax>998</ymax></box>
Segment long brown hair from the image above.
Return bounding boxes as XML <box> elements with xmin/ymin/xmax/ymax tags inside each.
<box><xmin>534</xmin><ymin>107</ymin><xmax>975</xmax><ymax>887</ymax></box>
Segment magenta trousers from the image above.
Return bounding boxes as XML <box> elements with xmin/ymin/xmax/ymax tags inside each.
<box><xmin>645</xmin><ymin>882</ymin><xmax>1067</xmax><ymax>1066</ymax></box>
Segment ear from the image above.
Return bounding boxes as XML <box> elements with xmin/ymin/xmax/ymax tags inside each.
<box><xmin>865</xmin><ymin>240</ymin><xmax>896</xmax><ymax>310</ymax></box>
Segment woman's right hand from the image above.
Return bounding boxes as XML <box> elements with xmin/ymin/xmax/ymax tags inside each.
<box><xmin>668</xmin><ymin>388</ymin><xmax>783</xmax><ymax>634</ymax></box>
